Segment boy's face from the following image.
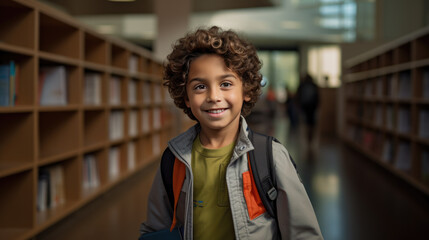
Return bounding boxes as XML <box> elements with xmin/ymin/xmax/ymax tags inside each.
<box><xmin>185</xmin><ymin>54</ymin><xmax>250</xmax><ymax>132</ymax></box>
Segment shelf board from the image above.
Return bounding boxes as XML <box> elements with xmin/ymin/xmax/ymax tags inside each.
<box><xmin>344</xmin><ymin>137</ymin><xmax>429</xmax><ymax>197</ymax></box>
<box><xmin>35</xmin><ymin>200</ymin><xmax>80</xmax><ymax>229</ymax></box>
<box><xmin>82</xmin><ymin>142</ymin><xmax>106</xmax><ymax>153</ymax></box>
<box><xmin>84</xmin><ymin>61</ymin><xmax>107</xmax><ymax>72</ymax></box>
<box><xmin>38</xmin><ymin>105</ymin><xmax>79</xmax><ymax>112</ymax></box>
<box><xmin>0</xmin><ymin>228</ymin><xmax>31</xmax><ymax>240</ymax></box>
<box><xmin>0</xmin><ymin>106</ymin><xmax>33</xmax><ymax>113</ymax></box>
<box><xmin>38</xmin><ymin>149</ymin><xmax>79</xmax><ymax>167</ymax></box>
<box><xmin>38</xmin><ymin>51</ymin><xmax>80</xmax><ymax>66</ymax></box>
<box><xmin>0</xmin><ymin>42</ymin><xmax>34</xmax><ymax>56</ymax></box>
<box><xmin>0</xmin><ymin>162</ymin><xmax>33</xmax><ymax>179</ymax></box>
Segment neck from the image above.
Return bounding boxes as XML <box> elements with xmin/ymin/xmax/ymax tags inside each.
<box><xmin>199</xmin><ymin>121</ymin><xmax>240</xmax><ymax>149</ymax></box>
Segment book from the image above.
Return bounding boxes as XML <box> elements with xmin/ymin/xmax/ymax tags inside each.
<box><xmin>37</xmin><ymin>170</ymin><xmax>50</xmax><ymax>212</ymax></box>
<box><xmin>109</xmin><ymin>76</ymin><xmax>121</xmax><ymax>105</ymax></box>
<box><xmin>84</xmin><ymin>72</ymin><xmax>101</xmax><ymax>105</ymax></box>
<box><xmin>386</xmin><ymin>106</ymin><xmax>393</xmax><ymax>130</ymax></box>
<box><xmin>397</xmin><ymin>71</ymin><xmax>412</xmax><ymax>99</ymax></box>
<box><xmin>109</xmin><ymin>110</ymin><xmax>124</xmax><ymax>140</ymax></box>
<box><xmin>9</xmin><ymin>61</ymin><xmax>15</xmax><ymax>106</ymax></box>
<box><xmin>0</xmin><ymin>63</ymin><xmax>10</xmax><ymax>106</ymax></box>
<box><xmin>142</xmin><ymin>81</ymin><xmax>152</xmax><ymax>104</ymax></box>
<box><xmin>128</xmin><ymin>80</ymin><xmax>137</xmax><ymax>104</ymax></box>
<box><xmin>153</xmin><ymin>108</ymin><xmax>161</xmax><ymax>130</ymax></box>
<box><xmin>397</xmin><ymin>107</ymin><xmax>410</xmax><ymax>133</ymax></box>
<box><xmin>109</xmin><ymin>147</ymin><xmax>120</xmax><ymax>180</ymax></box>
<box><xmin>142</xmin><ymin>109</ymin><xmax>150</xmax><ymax>133</ymax></box>
<box><xmin>128</xmin><ymin>142</ymin><xmax>136</xmax><ymax>170</ymax></box>
<box><xmin>129</xmin><ymin>110</ymin><xmax>138</xmax><ymax>137</ymax></box>
<box><xmin>382</xmin><ymin>139</ymin><xmax>393</xmax><ymax>163</ymax></box>
<box><xmin>83</xmin><ymin>154</ymin><xmax>100</xmax><ymax>190</ymax></box>
<box><xmin>39</xmin><ymin>66</ymin><xmax>67</xmax><ymax>106</ymax></box>
<box><xmin>419</xmin><ymin>109</ymin><xmax>429</xmax><ymax>139</ymax></box>
<box><xmin>395</xmin><ymin>141</ymin><xmax>411</xmax><ymax>171</ymax></box>
<box><xmin>129</xmin><ymin>55</ymin><xmax>138</xmax><ymax>74</ymax></box>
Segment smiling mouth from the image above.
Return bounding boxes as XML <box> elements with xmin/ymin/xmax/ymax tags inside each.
<box><xmin>205</xmin><ymin>108</ymin><xmax>226</xmax><ymax>114</ymax></box>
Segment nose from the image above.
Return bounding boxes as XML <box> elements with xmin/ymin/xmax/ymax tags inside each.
<box><xmin>206</xmin><ymin>87</ymin><xmax>221</xmax><ymax>103</ymax></box>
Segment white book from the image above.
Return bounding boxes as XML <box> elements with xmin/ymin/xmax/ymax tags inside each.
<box><xmin>419</xmin><ymin>109</ymin><xmax>429</xmax><ymax>139</ymax></box>
<box><xmin>82</xmin><ymin>155</ymin><xmax>90</xmax><ymax>191</ymax></box>
<box><xmin>37</xmin><ymin>174</ymin><xmax>48</xmax><ymax>212</ymax></box>
<box><xmin>109</xmin><ymin>111</ymin><xmax>124</xmax><ymax>140</ymax></box>
<box><xmin>128</xmin><ymin>142</ymin><xmax>136</xmax><ymax>170</ymax></box>
<box><xmin>39</xmin><ymin>66</ymin><xmax>67</xmax><ymax>106</ymax></box>
<box><xmin>88</xmin><ymin>155</ymin><xmax>100</xmax><ymax>188</ymax></box>
<box><xmin>109</xmin><ymin>76</ymin><xmax>121</xmax><ymax>105</ymax></box>
<box><xmin>128</xmin><ymin>80</ymin><xmax>137</xmax><ymax>105</ymax></box>
<box><xmin>109</xmin><ymin>147</ymin><xmax>120</xmax><ymax>180</ymax></box>
<box><xmin>49</xmin><ymin>165</ymin><xmax>65</xmax><ymax>209</ymax></box>
<box><xmin>129</xmin><ymin>55</ymin><xmax>138</xmax><ymax>74</ymax></box>
<box><xmin>84</xmin><ymin>73</ymin><xmax>101</xmax><ymax>105</ymax></box>
<box><xmin>129</xmin><ymin>110</ymin><xmax>138</xmax><ymax>136</ymax></box>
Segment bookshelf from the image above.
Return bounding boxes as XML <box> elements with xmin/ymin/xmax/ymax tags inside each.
<box><xmin>0</xmin><ymin>0</ymin><xmax>174</xmax><ymax>239</ymax></box>
<box><xmin>343</xmin><ymin>25</ymin><xmax>429</xmax><ymax>196</ymax></box>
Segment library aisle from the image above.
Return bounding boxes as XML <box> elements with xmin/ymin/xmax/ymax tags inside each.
<box><xmin>35</xmin><ymin>112</ymin><xmax>429</xmax><ymax>240</ymax></box>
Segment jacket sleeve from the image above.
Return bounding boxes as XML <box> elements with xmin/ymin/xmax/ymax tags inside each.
<box><xmin>140</xmin><ymin>167</ymin><xmax>174</xmax><ymax>235</ymax></box>
<box><xmin>273</xmin><ymin>142</ymin><xmax>324</xmax><ymax>240</ymax></box>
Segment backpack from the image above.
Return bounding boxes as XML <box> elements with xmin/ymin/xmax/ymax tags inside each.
<box><xmin>160</xmin><ymin>129</ymin><xmax>297</xmax><ymax>219</ymax></box>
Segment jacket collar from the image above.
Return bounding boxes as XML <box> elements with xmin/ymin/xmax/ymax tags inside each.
<box><xmin>168</xmin><ymin>116</ymin><xmax>254</xmax><ymax>167</ymax></box>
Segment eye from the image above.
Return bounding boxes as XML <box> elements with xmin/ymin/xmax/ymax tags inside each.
<box><xmin>194</xmin><ymin>84</ymin><xmax>206</xmax><ymax>90</ymax></box>
<box><xmin>220</xmin><ymin>82</ymin><xmax>232</xmax><ymax>88</ymax></box>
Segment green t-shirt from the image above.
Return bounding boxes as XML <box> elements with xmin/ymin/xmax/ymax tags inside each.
<box><xmin>191</xmin><ymin>136</ymin><xmax>235</xmax><ymax>240</ymax></box>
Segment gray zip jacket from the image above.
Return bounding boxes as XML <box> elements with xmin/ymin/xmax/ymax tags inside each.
<box><xmin>140</xmin><ymin>117</ymin><xmax>323</xmax><ymax>239</ymax></box>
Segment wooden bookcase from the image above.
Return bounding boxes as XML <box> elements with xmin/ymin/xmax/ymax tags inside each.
<box><xmin>0</xmin><ymin>1</ymin><xmax>174</xmax><ymax>239</ymax></box>
<box><xmin>343</xmin><ymin>26</ymin><xmax>429</xmax><ymax>196</ymax></box>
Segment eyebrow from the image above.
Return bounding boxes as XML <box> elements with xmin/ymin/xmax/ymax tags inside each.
<box><xmin>188</xmin><ymin>74</ymin><xmax>237</xmax><ymax>83</ymax></box>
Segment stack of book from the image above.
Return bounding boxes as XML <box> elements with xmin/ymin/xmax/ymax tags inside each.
<box><xmin>84</xmin><ymin>72</ymin><xmax>101</xmax><ymax>105</ymax></box>
<box><xmin>39</xmin><ymin>66</ymin><xmax>67</xmax><ymax>106</ymax></box>
<box><xmin>82</xmin><ymin>154</ymin><xmax>100</xmax><ymax>191</ymax></box>
<box><xmin>37</xmin><ymin>165</ymin><xmax>66</xmax><ymax>212</ymax></box>
<box><xmin>0</xmin><ymin>61</ymin><xmax>18</xmax><ymax>106</ymax></box>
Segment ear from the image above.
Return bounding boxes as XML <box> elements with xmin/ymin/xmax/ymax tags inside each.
<box><xmin>244</xmin><ymin>94</ymin><xmax>251</xmax><ymax>102</ymax></box>
<box><xmin>185</xmin><ymin>96</ymin><xmax>190</xmax><ymax>108</ymax></box>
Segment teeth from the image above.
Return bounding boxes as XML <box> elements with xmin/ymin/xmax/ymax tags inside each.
<box><xmin>207</xmin><ymin>109</ymin><xmax>225</xmax><ymax>113</ymax></box>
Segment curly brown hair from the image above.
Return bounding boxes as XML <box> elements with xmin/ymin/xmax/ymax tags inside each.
<box><xmin>163</xmin><ymin>26</ymin><xmax>262</xmax><ymax>121</ymax></box>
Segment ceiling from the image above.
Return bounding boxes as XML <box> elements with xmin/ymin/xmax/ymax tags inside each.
<box><xmin>39</xmin><ymin>0</ymin><xmax>367</xmax><ymax>49</ymax></box>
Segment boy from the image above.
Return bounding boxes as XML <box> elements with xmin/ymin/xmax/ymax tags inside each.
<box><xmin>140</xmin><ymin>26</ymin><xmax>323</xmax><ymax>240</ymax></box>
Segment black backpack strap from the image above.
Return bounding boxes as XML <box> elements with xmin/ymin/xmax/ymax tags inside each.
<box><xmin>161</xmin><ymin>147</ymin><xmax>175</xmax><ymax>210</ymax></box>
<box><xmin>248</xmin><ymin>129</ymin><xmax>278</xmax><ymax>219</ymax></box>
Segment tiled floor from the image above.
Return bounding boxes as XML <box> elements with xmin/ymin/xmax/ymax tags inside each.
<box><xmin>36</xmin><ymin>112</ymin><xmax>429</xmax><ymax>240</ymax></box>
